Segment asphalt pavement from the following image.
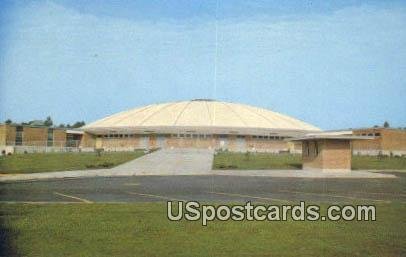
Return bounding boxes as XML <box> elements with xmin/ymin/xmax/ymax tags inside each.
<box><xmin>1</xmin><ymin>173</ymin><xmax>404</xmax><ymax>204</ymax></box>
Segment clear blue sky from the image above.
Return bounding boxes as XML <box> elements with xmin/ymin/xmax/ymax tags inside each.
<box><xmin>0</xmin><ymin>0</ymin><xmax>405</xmax><ymax>130</ymax></box>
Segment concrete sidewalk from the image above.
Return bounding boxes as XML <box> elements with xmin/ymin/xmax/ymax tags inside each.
<box><xmin>0</xmin><ymin>168</ymin><xmax>396</xmax><ymax>182</ymax></box>
<box><xmin>112</xmin><ymin>148</ymin><xmax>214</xmax><ymax>175</ymax></box>
<box><xmin>213</xmin><ymin>169</ymin><xmax>397</xmax><ymax>178</ymax></box>
<box><xmin>0</xmin><ymin>148</ymin><xmax>398</xmax><ymax>182</ymax></box>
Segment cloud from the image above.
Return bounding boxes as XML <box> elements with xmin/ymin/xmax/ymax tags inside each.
<box><xmin>0</xmin><ymin>1</ymin><xmax>405</xmax><ymax>129</ymax></box>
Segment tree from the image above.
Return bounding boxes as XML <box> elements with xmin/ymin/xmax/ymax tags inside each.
<box><xmin>72</xmin><ymin>121</ymin><xmax>86</xmax><ymax>128</ymax></box>
<box><xmin>5</xmin><ymin>119</ymin><xmax>12</xmax><ymax>124</ymax></box>
<box><xmin>383</xmin><ymin>121</ymin><xmax>390</xmax><ymax>128</ymax></box>
<box><xmin>59</xmin><ymin>124</ymin><xmax>65</xmax><ymax>128</ymax></box>
<box><xmin>44</xmin><ymin>116</ymin><xmax>53</xmax><ymax>127</ymax></box>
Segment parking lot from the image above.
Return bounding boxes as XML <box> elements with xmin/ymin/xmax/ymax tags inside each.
<box><xmin>1</xmin><ymin>172</ymin><xmax>405</xmax><ymax>204</ymax></box>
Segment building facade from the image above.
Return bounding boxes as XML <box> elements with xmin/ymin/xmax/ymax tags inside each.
<box><xmin>352</xmin><ymin>128</ymin><xmax>406</xmax><ymax>156</ymax></box>
<box><xmin>0</xmin><ymin>124</ymin><xmax>89</xmax><ymax>154</ymax></box>
<box><xmin>301</xmin><ymin>139</ymin><xmax>352</xmax><ymax>171</ymax></box>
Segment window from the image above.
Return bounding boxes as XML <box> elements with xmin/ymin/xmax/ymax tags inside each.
<box><xmin>367</xmin><ymin>133</ymin><xmax>373</xmax><ymax>136</ymax></box>
<box><xmin>66</xmin><ymin>133</ymin><xmax>82</xmax><ymax>147</ymax></box>
<box><xmin>375</xmin><ymin>133</ymin><xmax>381</xmax><ymax>137</ymax></box>
<box><xmin>314</xmin><ymin>141</ymin><xmax>319</xmax><ymax>156</ymax></box>
<box><xmin>237</xmin><ymin>135</ymin><xmax>245</xmax><ymax>139</ymax></box>
<box><xmin>47</xmin><ymin>128</ymin><xmax>53</xmax><ymax>147</ymax></box>
<box><xmin>305</xmin><ymin>141</ymin><xmax>310</xmax><ymax>156</ymax></box>
<box><xmin>15</xmin><ymin>126</ymin><xmax>23</xmax><ymax>146</ymax></box>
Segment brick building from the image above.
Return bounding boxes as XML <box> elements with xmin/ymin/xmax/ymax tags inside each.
<box><xmin>293</xmin><ymin>134</ymin><xmax>372</xmax><ymax>171</ymax></box>
<box><xmin>351</xmin><ymin>128</ymin><xmax>406</xmax><ymax>156</ymax></box>
<box><xmin>0</xmin><ymin>124</ymin><xmax>90</xmax><ymax>154</ymax></box>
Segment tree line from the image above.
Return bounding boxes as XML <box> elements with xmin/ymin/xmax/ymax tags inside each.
<box><xmin>4</xmin><ymin>116</ymin><xmax>86</xmax><ymax>128</ymax></box>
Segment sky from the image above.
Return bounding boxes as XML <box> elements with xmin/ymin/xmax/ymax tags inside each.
<box><xmin>0</xmin><ymin>0</ymin><xmax>405</xmax><ymax>130</ymax></box>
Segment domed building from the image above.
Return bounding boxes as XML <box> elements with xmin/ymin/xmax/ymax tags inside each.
<box><xmin>81</xmin><ymin>99</ymin><xmax>320</xmax><ymax>152</ymax></box>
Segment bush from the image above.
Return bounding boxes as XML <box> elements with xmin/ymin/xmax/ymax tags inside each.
<box><xmin>100</xmin><ymin>162</ymin><xmax>114</xmax><ymax>168</ymax></box>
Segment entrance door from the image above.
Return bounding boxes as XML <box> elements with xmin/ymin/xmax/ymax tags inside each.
<box><xmin>219</xmin><ymin>136</ymin><xmax>228</xmax><ymax>150</ymax></box>
<box><xmin>140</xmin><ymin>136</ymin><xmax>149</xmax><ymax>149</ymax></box>
<box><xmin>236</xmin><ymin>137</ymin><xmax>246</xmax><ymax>152</ymax></box>
<box><xmin>157</xmin><ymin>135</ymin><xmax>166</xmax><ymax>148</ymax></box>
<box><xmin>95</xmin><ymin>137</ymin><xmax>102</xmax><ymax>149</ymax></box>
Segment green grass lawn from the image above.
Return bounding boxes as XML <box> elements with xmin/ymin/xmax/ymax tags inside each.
<box><xmin>352</xmin><ymin>155</ymin><xmax>406</xmax><ymax>170</ymax></box>
<box><xmin>213</xmin><ymin>152</ymin><xmax>406</xmax><ymax>170</ymax></box>
<box><xmin>0</xmin><ymin>151</ymin><xmax>145</xmax><ymax>174</ymax></box>
<box><xmin>213</xmin><ymin>152</ymin><xmax>302</xmax><ymax>170</ymax></box>
<box><xmin>0</xmin><ymin>202</ymin><xmax>404</xmax><ymax>257</ymax></box>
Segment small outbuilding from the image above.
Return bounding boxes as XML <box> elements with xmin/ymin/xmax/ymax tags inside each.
<box><xmin>291</xmin><ymin>133</ymin><xmax>372</xmax><ymax>172</ymax></box>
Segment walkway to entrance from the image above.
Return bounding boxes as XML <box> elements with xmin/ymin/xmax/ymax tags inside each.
<box><xmin>112</xmin><ymin>148</ymin><xmax>214</xmax><ymax>175</ymax></box>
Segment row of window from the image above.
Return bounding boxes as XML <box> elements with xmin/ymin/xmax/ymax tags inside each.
<box><xmin>252</xmin><ymin>135</ymin><xmax>287</xmax><ymax>140</ymax></box>
<box><xmin>100</xmin><ymin>134</ymin><xmax>136</xmax><ymax>139</ymax></box>
<box><xmin>355</xmin><ymin>133</ymin><xmax>381</xmax><ymax>137</ymax></box>
<box><xmin>304</xmin><ymin>141</ymin><xmax>319</xmax><ymax>157</ymax></box>
<box><xmin>14</xmin><ymin>126</ymin><xmax>55</xmax><ymax>146</ymax></box>
<box><xmin>97</xmin><ymin>134</ymin><xmax>288</xmax><ymax>140</ymax></box>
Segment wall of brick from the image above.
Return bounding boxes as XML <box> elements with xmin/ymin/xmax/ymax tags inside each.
<box><xmin>4</xmin><ymin>125</ymin><xmax>16</xmax><ymax>145</ymax></box>
<box><xmin>80</xmin><ymin>132</ymin><xmax>96</xmax><ymax>148</ymax></box>
<box><xmin>22</xmin><ymin>127</ymin><xmax>48</xmax><ymax>146</ymax></box>
<box><xmin>92</xmin><ymin>134</ymin><xmax>291</xmax><ymax>152</ymax></box>
<box><xmin>381</xmin><ymin>129</ymin><xmax>406</xmax><ymax>151</ymax></box>
<box><xmin>0</xmin><ymin>125</ymin><xmax>6</xmax><ymax>145</ymax></box>
<box><xmin>302</xmin><ymin>139</ymin><xmax>351</xmax><ymax>170</ymax></box>
<box><xmin>322</xmin><ymin>140</ymin><xmax>351</xmax><ymax>170</ymax></box>
<box><xmin>246</xmin><ymin>137</ymin><xmax>288</xmax><ymax>152</ymax></box>
<box><xmin>352</xmin><ymin>128</ymin><xmax>406</xmax><ymax>152</ymax></box>
<box><xmin>53</xmin><ymin>129</ymin><xmax>67</xmax><ymax>147</ymax></box>
<box><xmin>99</xmin><ymin>137</ymin><xmax>140</xmax><ymax>149</ymax></box>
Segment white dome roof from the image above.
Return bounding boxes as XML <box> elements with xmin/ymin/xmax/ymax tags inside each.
<box><xmin>83</xmin><ymin>100</ymin><xmax>320</xmax><ymax>135</ymax></box>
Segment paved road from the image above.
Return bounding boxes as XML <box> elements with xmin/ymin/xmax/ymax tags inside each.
<box><xmin>1</xmin><ymin>173</ymin><xmax>405</xmax><ymax>204</ymax></box>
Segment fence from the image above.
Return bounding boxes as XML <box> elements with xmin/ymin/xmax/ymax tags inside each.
<box><xmin>2</xmin><ymin>140</ymin><xmax>93</xmax><ymax>155</ymax></box>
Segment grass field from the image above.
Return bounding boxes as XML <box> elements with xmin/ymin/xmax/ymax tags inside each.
<box><xmin>0</xmin><ymin>151</ymin><xmax>145</xmax><ymax>174</ymax></box>
<box><xmin>0</xmin><ymin>202</ymin><xmax>404</xmax><ymax>257</ymax></box>
<box><xmin>352</xmin><ymin>155</ymin><xmax>406</xmax><ymax>170</ymax></box>
<box><xmin>213</xmin><ymin>152</ymin><xmax>406</xmax><ymax>170</ymax></box>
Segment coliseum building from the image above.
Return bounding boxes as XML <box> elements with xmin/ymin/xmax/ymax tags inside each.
<box><xmin>81</xmin><ymin>99</ymin><xmax>320</xmax><ymax>152</ymax></box>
